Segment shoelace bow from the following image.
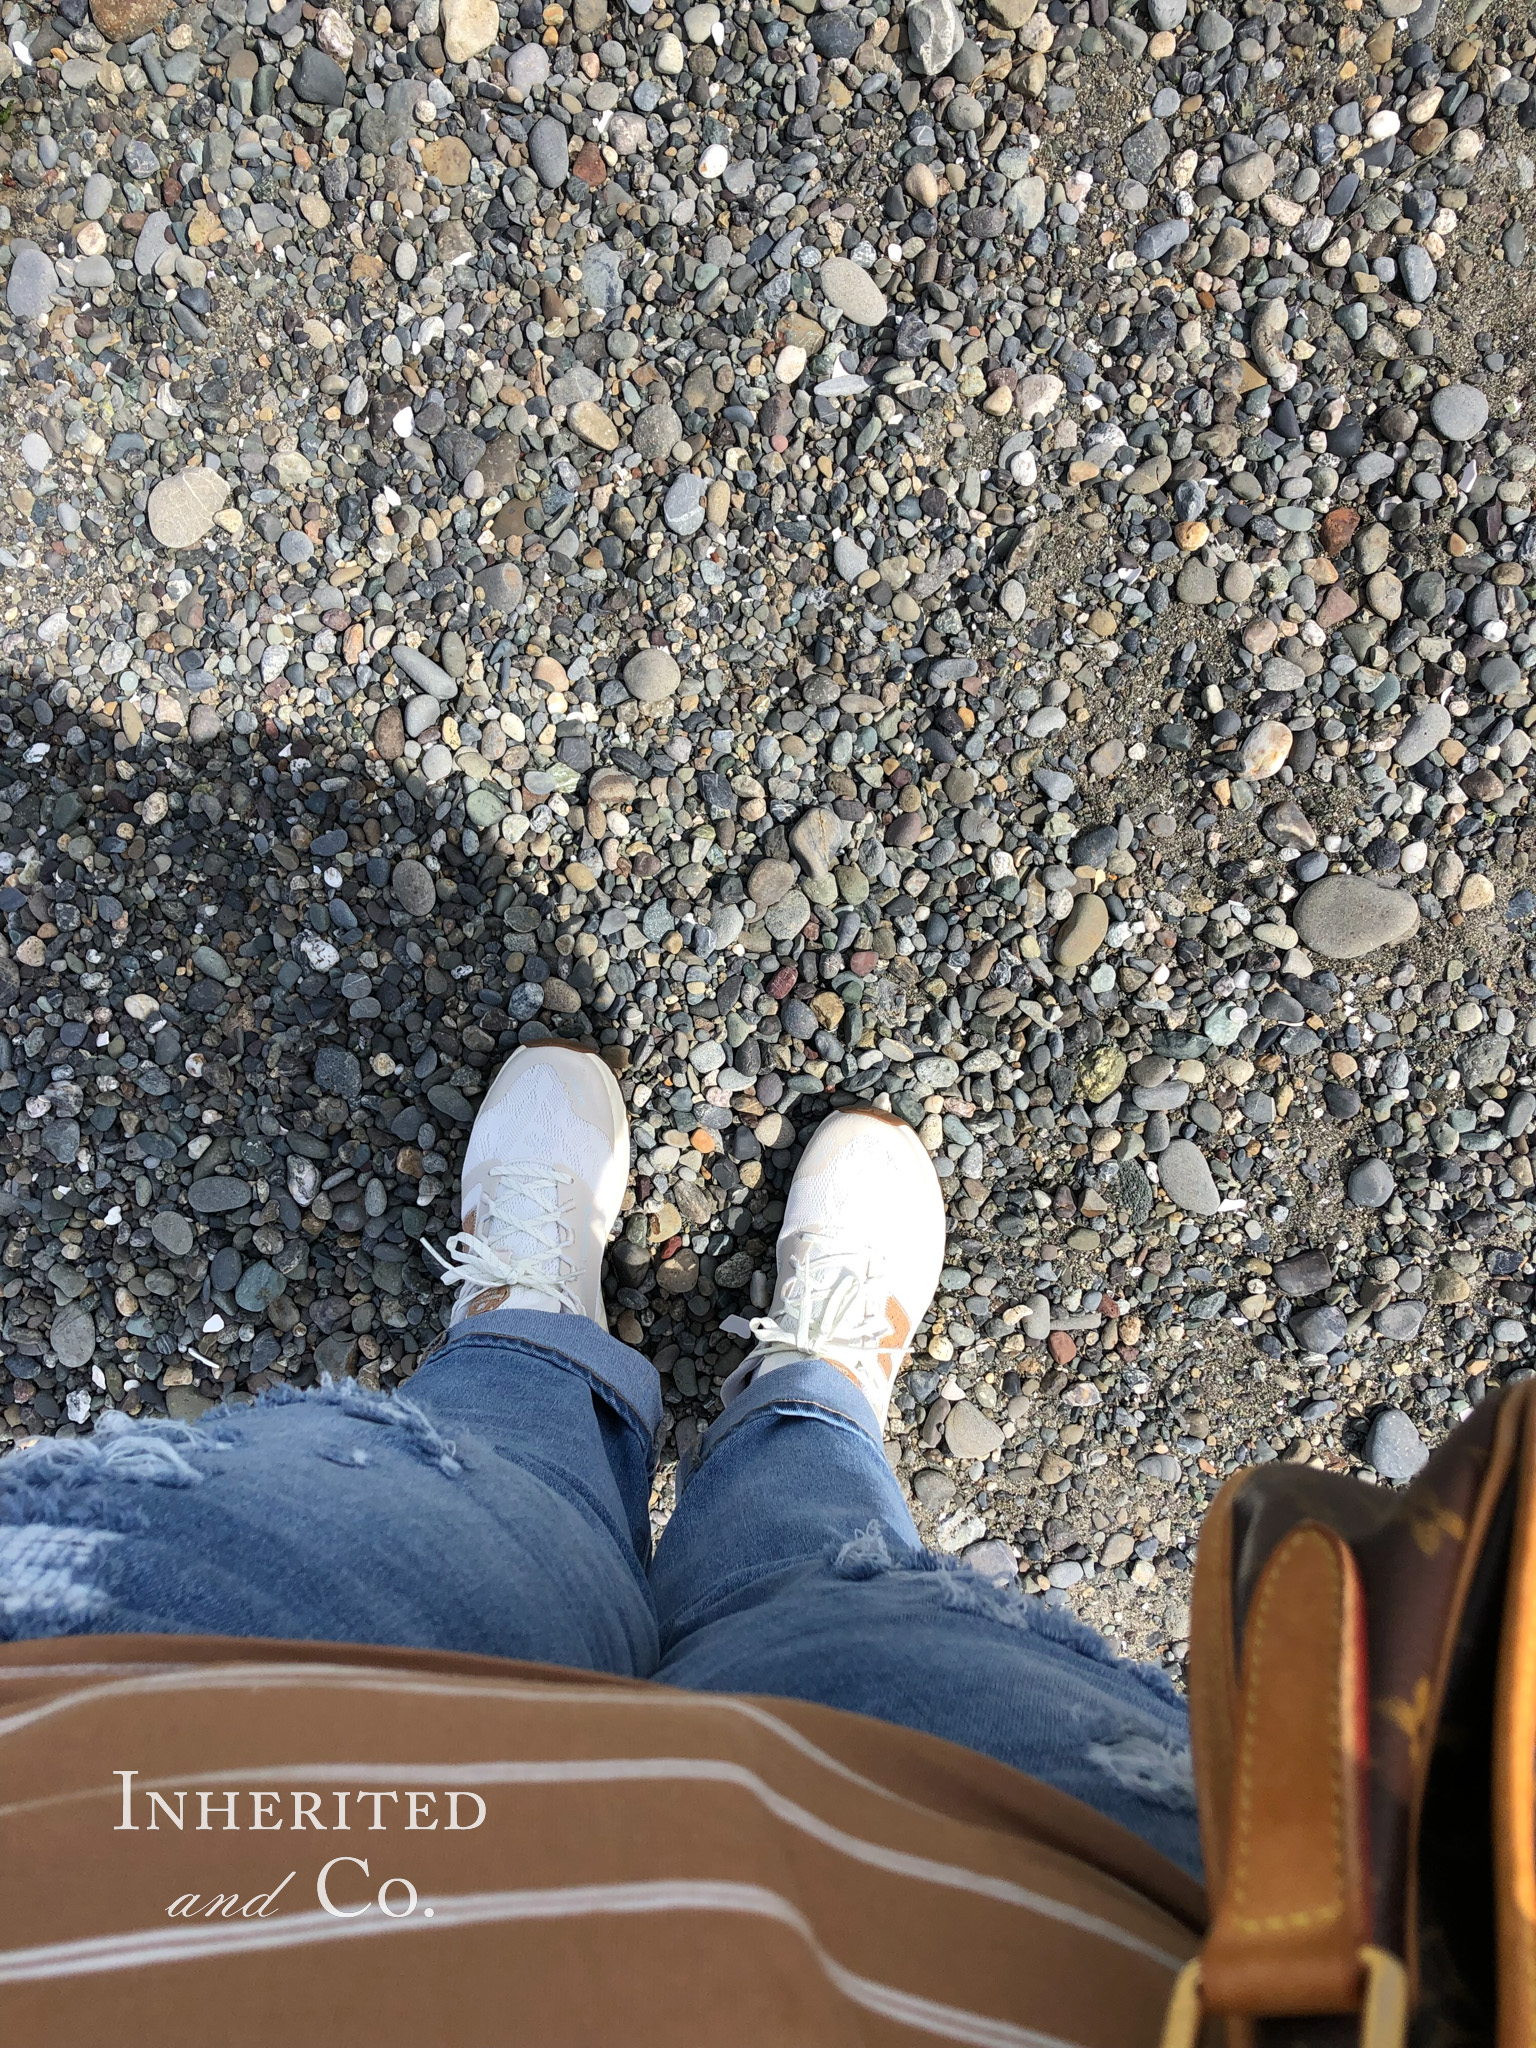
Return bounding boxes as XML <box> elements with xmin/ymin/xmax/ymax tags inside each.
<box><xmin>429</xmin><ymin>1165</ymin><xmax>584</xmax><ymax>1315</ymax></box>
<box><xmin>724</xmin><ymin>1244</ymin><xmax>894</xmax><ymax>1376</ymax></box>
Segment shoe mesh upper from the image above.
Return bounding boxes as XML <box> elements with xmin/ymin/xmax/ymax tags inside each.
<box><xmin>467</xmin><ymin>1062</ymin><xmax>613</xmax><ymax>1204</ymax></box>
<box><xmin>783</xmin><ymin>1125</ymin><xmax>928</xmax><ymax>1252</ymax></box>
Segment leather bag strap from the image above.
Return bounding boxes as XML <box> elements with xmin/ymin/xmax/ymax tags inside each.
<box><xmin>1495</xmin><ymin>1394</ymin><xmax>1536</xmax><ymax>2045</ymax></box>
<box><xmin>1200</xmin><ymin>1523</ymin><xmax>1374</xmax><ymax>2019</ymax></box>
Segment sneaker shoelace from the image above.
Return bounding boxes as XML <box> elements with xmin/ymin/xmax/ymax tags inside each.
<box><xmin>724</xmin><ymin>1244</ymin><xmax>893</xmax><ymax>1378</ymax></box>
<box><xmin>429</xmin><ymin>1165</ymin><xmax>584</xmax><ymax>1316</ymax></box>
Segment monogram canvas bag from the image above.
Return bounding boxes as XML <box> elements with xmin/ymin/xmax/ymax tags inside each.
<box><xmin>1165</xmin><ymin>1379</ymin><xmax>1536</xmax><ymax>2048</ymax></box>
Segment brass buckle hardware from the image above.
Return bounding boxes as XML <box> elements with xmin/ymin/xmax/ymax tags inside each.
<box><xmin>1159</xmin><ymin>1945</ymin><xmax>1409</xmax><ymax>2048</ymax></box>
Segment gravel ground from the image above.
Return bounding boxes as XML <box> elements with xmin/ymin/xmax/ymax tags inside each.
<box><xmin>2</xmin><ymin>0</ymin><xmax>1535</xmax><ymax>1675</ymax></box>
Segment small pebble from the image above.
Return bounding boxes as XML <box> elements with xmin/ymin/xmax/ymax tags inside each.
<box><xmin>1363</xmin><ymin>1410</ymin><xmax>1429</xmax><ymax>1483</ymax></box>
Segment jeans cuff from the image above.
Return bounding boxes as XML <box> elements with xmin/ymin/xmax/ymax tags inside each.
<box><xmin>423</xmin><ymin>1309</ymin><xmax>664</xmax><ymax>1463</ymax></box>
<box><xmin>680</xmin><ymin>1355</ymin><xmax>884</xmax><ymax>1496</ymax></box>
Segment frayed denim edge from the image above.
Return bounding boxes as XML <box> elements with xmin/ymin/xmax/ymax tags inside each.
<box><xmin>0</xmin><ymin>1379</ymin><xmax>463</xmax><ymax>1642</ymax></box>
<box><xmin>831</xmin><ymin>1520</ymin><xmax>1195</xmax><ymax>1816</ymax></box>
<box><xmin>830</xmin><ymin>1519</ymin><xmax>1187</xmax><ymax>1710</ymax></box>
<box><xmin>252</xmin><ymin>1375</ymin><xmax>463</xmax><ymax>1476</ymax></box>
<box><xmin>0</xmin><ymin>1414</ymin><xmax>231</xmax><ymax>1532</ymax></box>
<box><xmin>0</xmin><ymin>1375</ymin><xmax>461</xmax><ymax>1537</ymax></box>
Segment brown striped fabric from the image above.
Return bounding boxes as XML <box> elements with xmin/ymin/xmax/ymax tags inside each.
<box><xmin>0</xmin><ymin>1636</ymin><xmax>1202</xmax><ymax>2044</ymax></box>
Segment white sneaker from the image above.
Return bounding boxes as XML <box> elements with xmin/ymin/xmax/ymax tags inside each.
<box><xmin>721</xmin><ymin>1108</ymin><xmax>946</xmax><ymax>1432</ymax></box>
<box><xmin>431</xmin><ymin>1039</ymin><xmax>629</xmax><ymax>1329</ymax></box>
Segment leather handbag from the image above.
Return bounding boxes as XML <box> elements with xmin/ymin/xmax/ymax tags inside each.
<box><xmin>1162</xmin><ymin>1377</ymin><xmax>1536</xmax><ymax>2048</ymax></box>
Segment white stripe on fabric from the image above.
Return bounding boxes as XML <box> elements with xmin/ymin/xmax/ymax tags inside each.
<box><xmin>0</xmin><ymin>1666</ymin><xmax>919</xmax><ymax>1798</ymax></box>
<box><xmin>0</xmin><ymin>1662</ymin><xmax>183</xmax><ymax>1678</ymax></box>
<box><xmin>76</xmin><ymin>1755</ymin><xmax>1183</xmax><ymax>1974</ymax></box>
<box><xmin>0</xmin><ymin>1878</ymin><xmax>1086</xmax><ymax>2048</ymax></box>
<box><xmin>0</xmin><ymin>1666</ymin><xmax>1037</xmax><ymax>1825</ymax></box>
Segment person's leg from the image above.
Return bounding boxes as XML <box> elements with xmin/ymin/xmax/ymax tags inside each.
<box><xmin>652</xmin><ymin>1364</ymin><xmax>1199</xmax><ymax>1872</ymax></box>
<box><xmin>651</xmin><ymin>1111</ymin><xmax>1200</xmax><ymax>1877</ymax></box>
<box><xmin>0</xmin><ymin>1044</ymin><xmax>662</xmax><ymax>1676</ymax></box>
<box><xmin>0</xmin><ymin>1315</ymin><xmax>660</xmax><ymax>1669</ymax></box>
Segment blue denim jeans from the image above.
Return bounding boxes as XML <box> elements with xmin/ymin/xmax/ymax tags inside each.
<box><xmin>0</xmin><ymin>1310</ymin><xmax>1200</xmax><ymax>1874</ymax></box>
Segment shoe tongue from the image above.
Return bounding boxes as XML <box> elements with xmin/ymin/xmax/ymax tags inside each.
<box><xmin>464</xmin><ymin>1177</ymin><xmax>566</xmax><ymax>1269</ymax></box>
